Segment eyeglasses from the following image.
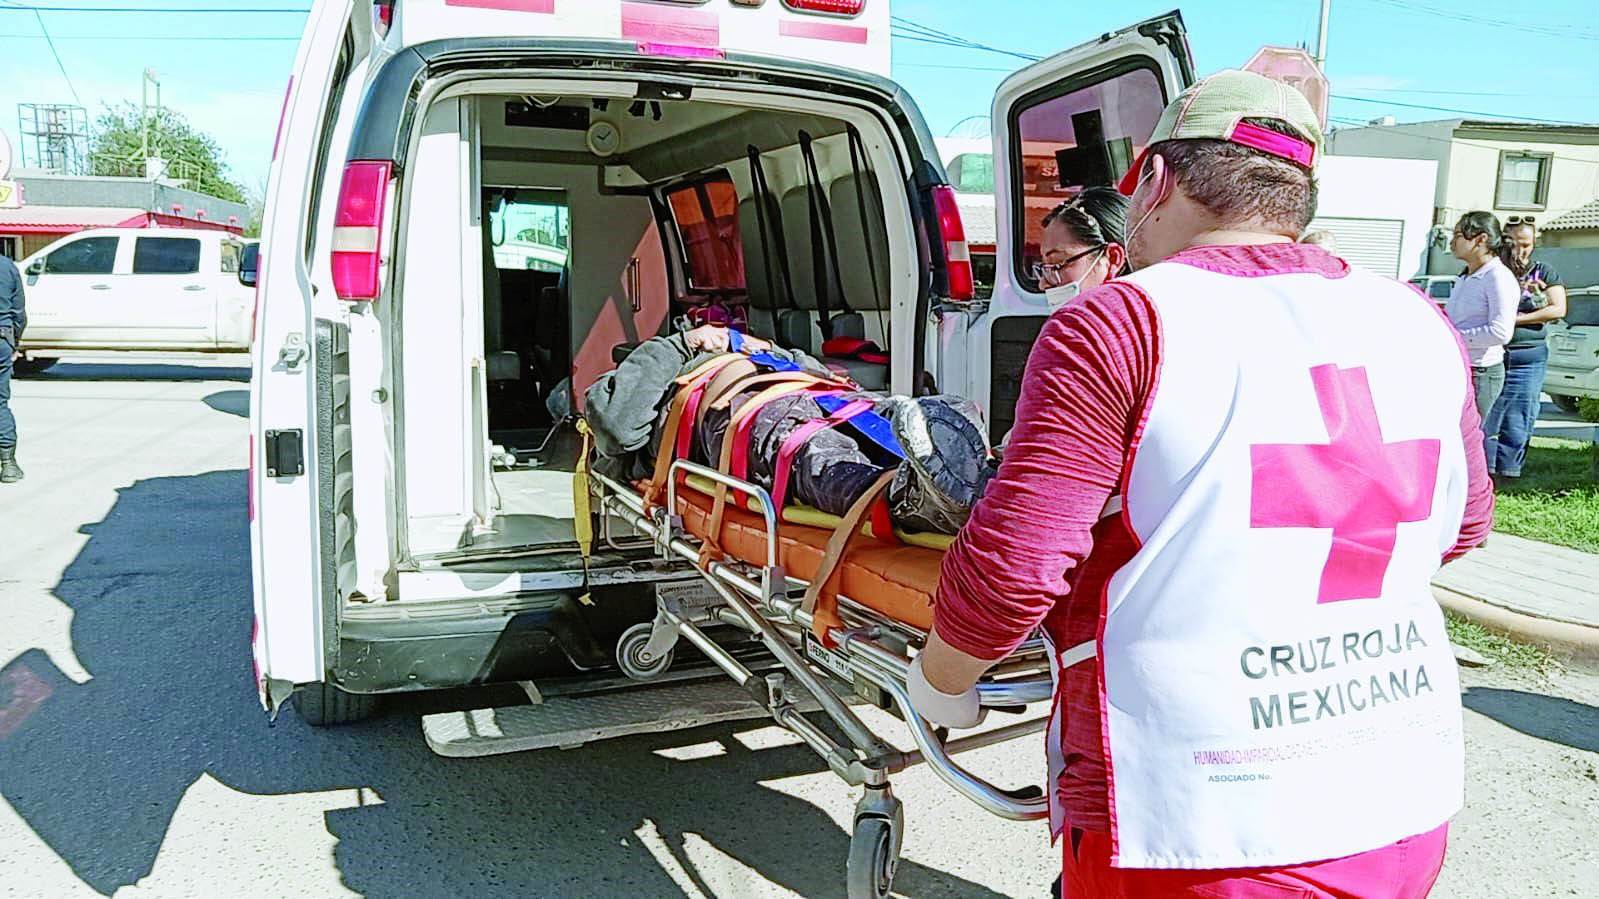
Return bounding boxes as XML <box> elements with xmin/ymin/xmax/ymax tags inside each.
<box><xmin>1030</xmin><ymin>246</ymin><xmax>1104</xmax><ymax>286</ymax></box>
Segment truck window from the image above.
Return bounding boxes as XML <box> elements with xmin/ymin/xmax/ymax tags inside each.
<box><xmin>220</xmin><ymin>241</ymin><xmax>242</xmax><ymax>274</ymax></box>
<box><xmin>133</xmin><ymin>237</ymin><xmax>202</xmax><ymax>275</ymax></box>
<box><xmin>1012</xmin><ymin>66</ymin><xmax>1166</xmax><ymax>291</ymax></box>
<box><xmin>666</xmin><ymin>173</ymin><xmax>745</xmax><ymax>292</ymax></box>
<box><xmin>488</xmin><ymin>192</ymin><xmax>569</xmax><ymax>273</ymax></box>
<box><xmin>44</xmin><ymin>236</ymin><xmax>118</xmax><ymax>274</ymax></box>
<box><xmin>1567</xmin><ymin>295</ymin><xmax>1599</xmax><ymax>327</ymax></box>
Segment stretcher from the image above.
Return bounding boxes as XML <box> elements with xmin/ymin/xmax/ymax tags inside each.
<box><xmin>578</xmin><ymin>359</ymin><xmax>1054</xmax><ymax>898</ymax></box>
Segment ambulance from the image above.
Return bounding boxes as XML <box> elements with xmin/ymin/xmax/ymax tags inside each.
<box><xmin>250</xmin><ymin>0</ymin><xmax>1193</xmax><ymax>738</ymax></box>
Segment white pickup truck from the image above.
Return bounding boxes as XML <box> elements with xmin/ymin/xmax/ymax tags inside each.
<box><xmin>15</xmin><ymin>227</ymin><xmax>257</xmax><ymax>371</ymax></box>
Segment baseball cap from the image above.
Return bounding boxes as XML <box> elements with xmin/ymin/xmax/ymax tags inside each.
<box><xmin>1117</xmin><ymin>69</ymin><xmax>1324</xmax><ymax>195</ymax></box>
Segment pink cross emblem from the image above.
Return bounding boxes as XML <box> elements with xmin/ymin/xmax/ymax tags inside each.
<box><xmin>1250</xmin><ymin>364</ymin><xmax>1441</xmax><ymax>603</ymax></box>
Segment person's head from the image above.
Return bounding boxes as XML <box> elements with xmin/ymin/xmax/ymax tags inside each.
<box><xmin>1034</xmin><ymin>186</ymin><xmax>1129</xmax><ymax>303</ymax></box>
<box><xmin>1117</xmin><ymin>70</ymin><xmax>1323</xmax><ymax>269</ymax></box>
<box><xmin>1501</xmin><ymin>217</ymin><xmax>1537</xmax><ymax>276</ymax></box>
<box><xmin>1300</xmin><ymin>230</ymin><xmax>1339</xmax><ymax>254</ymax></box>
<box><xmin>1450</xmin><ymin>211</ymin><xmax>1503</xmax><ymax>268</ymax></box>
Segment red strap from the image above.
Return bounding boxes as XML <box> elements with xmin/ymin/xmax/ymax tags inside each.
<box><xmin>727</xmin><ymin>384</ymin><xmax>828</xmax><ymax>481</ymax></box>
<box><xmin>870</xmin><ymin>494</ymin><xmax>898</xmax><ymax>545</ymax></box>
<box><xmin>675</xmin><ymin>380</ymin><xmax>714</xmax><ymax>460</ymax></box>
<box><xmin>770</xmin><ymin>399</ymin><xmax>874</xmax><ymax>510</ymax></box>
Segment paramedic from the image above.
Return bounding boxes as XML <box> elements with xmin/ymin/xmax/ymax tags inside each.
<box><xmin>912</xmin><ymin>70</ymin><xmax>1492</xmax><ymax>897</ymax></box>
<box><xmin>0</xmin><ymin>251</ymin><xmax>24</xmax><ymax>484</ymax></box>
<box><xmin>1034</xmin><ymin>187</ymin><xmax>1129</xmax><ymax>308</ymax></box>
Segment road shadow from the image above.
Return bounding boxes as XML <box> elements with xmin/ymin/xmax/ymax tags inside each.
<box><xmin>0</xmin><ymin>469</ymin><xmax>1013</xmax><ymax>898</ymax></box>
<box><xmin>1462</xmin><ymin>687</ymin><xmax>1599</xmax><ymax>754</ymax></box>
<box><xmin>27</xmin><ymin>361</ymin><xmax>251</xmax><ymax>383</ymax></box>
<box><xmin>202</xmin><ymin>389</ymin><xmax>250</xmax><ymax>418</ymax></box>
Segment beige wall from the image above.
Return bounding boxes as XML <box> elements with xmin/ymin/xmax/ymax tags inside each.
<box><xmin>1544</xmin><ymin>230</ymin><xmax>1599</xmax><ymax>249</ymax></box>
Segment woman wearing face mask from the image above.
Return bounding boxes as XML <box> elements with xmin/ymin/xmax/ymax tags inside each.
<box><xmin>1031</xmin><ymin>186</ymin><xmax>1129</xmax><ymax>308</ymax></box>
<box><xmin>1444</xmin><ymin>211</ymin><xmax>1519</xmax><ymax>421</ymax></box>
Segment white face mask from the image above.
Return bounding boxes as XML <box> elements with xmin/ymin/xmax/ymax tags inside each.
<box><xmin>1043</xmin><ymin>252</ymin><xmax>1103</xmax><ymax>309</ymax></box>
<box><xmin>1124</xmin><ymin>168</ymin><xmax>1160</xmax><ymax>267</ymax></box>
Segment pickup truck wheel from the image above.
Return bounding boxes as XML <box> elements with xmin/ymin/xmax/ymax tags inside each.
<box><xmin>1551</xmin><ymin>394</ymin><xmax>1581</xmax><ymax>414</ymax></box>
<box><xmin>13</xmin><ymin>357</ymin><xmax>58</xmax><ymax>376</ymax></box>
<box><xmin>294</xmin><ymin>683</ymin><xmax>381</xmax><ymax>727</ymax></box>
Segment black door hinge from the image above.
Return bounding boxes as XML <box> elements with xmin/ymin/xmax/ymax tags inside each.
<box><xmin>264</xmin><ymin>429</ymin><xmax>305</xmax><ymax>478</ymax></box>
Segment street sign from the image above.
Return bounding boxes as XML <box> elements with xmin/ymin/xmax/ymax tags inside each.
<box><xmin>1244</xmin><ymin>46</ymin><xmax>1329</xmax><ymax>132</ymax></box>
<box><xmin>0</xmin><ymin>181</ymin><xmax>19</xmax><ymax>210</ymax></box>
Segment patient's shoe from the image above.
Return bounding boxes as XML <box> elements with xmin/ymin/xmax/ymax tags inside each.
<box><xmin>888</xmin><ymin>396</ymin><xmax>992</xmax><ymax>535</ymax></box>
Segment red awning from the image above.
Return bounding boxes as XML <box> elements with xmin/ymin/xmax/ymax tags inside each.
<box><xmin>0</xmin><ymin>206</ymin><xmax>243</xmax><ymax>235</ymax></box>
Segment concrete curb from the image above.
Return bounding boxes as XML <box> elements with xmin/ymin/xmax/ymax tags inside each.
<box><xmin>1434</xmin><ymin>585</ymin><xmax>1599</xmax><ymax>668</ymax></box>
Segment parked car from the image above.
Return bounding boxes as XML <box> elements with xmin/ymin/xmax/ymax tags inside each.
<box><xmin>14</xmin><ymin>227</ymin><xmax>255</xmax><ymax>370</ymax></box>
<box><xmin>1544</xmin><ymin>286</ymin><xmax>1599</xmax><ymax>413</ymax></box>
<box><xmin>1409</xmin><ymin>274</ymin><xmax>1456</xmax><ymax>306</ymax></box>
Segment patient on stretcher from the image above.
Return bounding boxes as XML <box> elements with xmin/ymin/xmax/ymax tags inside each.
<box><xmin>586</xmin><ymin>325</ymin><xmax>995</xmax><ymax>536</ymax></box>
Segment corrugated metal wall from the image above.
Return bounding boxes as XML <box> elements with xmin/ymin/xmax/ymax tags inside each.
<box><xmin>1307</xmin><ymin>216</ymin><xmax>1405</xmax><ymax>278</ymax></box>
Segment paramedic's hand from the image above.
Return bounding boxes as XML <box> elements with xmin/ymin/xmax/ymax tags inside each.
<box><xmin>908</xmin><ymin>654</ymin><xmax>986</xmax><ymax>730</ymax></box>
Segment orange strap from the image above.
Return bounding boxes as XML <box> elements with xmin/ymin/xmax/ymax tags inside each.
<box><xmin>699</xmin><ymin>380</ymin><xmax>819</xmax><ymax>563</ymax></box>
<box><xmin>802</xmin><ymin>470</ymin><xmax>897</xmax><ymax>645</ymax></box>
<box><xmin>644</xmin><ymin>354</ymin><xmax>746</xmax><ymax>509</ymax></box>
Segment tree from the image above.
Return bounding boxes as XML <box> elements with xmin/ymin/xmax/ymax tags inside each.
<box><xmin>89</xmin><ymin>102</ymin><xmax>246</xmax><ymax>204</ymax></box>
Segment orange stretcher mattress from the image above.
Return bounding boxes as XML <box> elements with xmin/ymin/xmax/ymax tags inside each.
<box><xmin>670</xmin><ymin>485</ymin><xmax>942</xmax><ymax>633</ymax></box>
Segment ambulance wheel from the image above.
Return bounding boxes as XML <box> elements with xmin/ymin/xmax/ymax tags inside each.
<box><xmin>617</xmin><ymin>622</ymin><xmax>674</xmax><ymax>680</ymax></box>
<box><xmin>847</xmin><ymin>810</ymin><xmax>902</xmax><ymax>899</ymax></box>
<box><xmin>294</xmin><ymin>683</ymin><xmax>380</xmax><ymax>727</ymax></box>
<box><xmin>1552</xmin><ymin>394</ymin><xmax>1581</xmax><ymax>414</ymax></box>
<box><xmin>13</xmin><ymin>356</ymin><xmax>57</xmax><ymax>376</ymax></box>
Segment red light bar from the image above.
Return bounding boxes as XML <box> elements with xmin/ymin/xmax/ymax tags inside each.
<box><xmin>331</xmin><ymin>160</ymin><xmax>393</xmax><ymax>302</ymax></box>
<box><xmin>782</xmin><ymin>0</ymin><xmax>865</xmax><ymax>15</ymax></box>
<box><xmin>931</xmin><ymin>185</ymin><xmax>974</xmax><ymax>301</ymax></box>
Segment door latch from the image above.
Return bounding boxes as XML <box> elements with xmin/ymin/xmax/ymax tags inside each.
<box><xmin>264</xmin><ymin>429</ymin><xmax>305</xmax><ymax>478</ymax></box>
<box><xmin>277</xmin><ymin>332</ymin><xmax>308</xmax><ymax>370</ymax></box>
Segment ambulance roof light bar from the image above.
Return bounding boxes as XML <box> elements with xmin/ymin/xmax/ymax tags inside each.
<box><xmin>331</xmin><ymin>160</ymin><xmax>392</xmax><ymax>302</ymax></box>
<box><xmin>782</xmin><ymin>0</ymin><xmax>867</xmax><ymax>16</ymax></box>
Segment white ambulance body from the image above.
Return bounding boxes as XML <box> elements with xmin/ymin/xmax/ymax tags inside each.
<box><xmin>250</xmin><ymin>0</ymin><xmax>1191</xmax><ymax>732</ymax></box>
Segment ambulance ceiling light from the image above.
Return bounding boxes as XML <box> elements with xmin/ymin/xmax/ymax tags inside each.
<box><xmin>782</xmin><ymin>0</ymin><xmax>866</xmax><ymax>15</ymax></box>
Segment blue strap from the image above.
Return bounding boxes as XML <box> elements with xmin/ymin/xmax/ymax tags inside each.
<box><xmin>728</xmin><ymin>329</ymin><xmax>745</xmax><ymax>353</ymax></box>
<box><xmin>746</xmin><ymin>350</ymin><xmax>802</xmax><ymax>373</ymax></box>
<box><xmin>815</xmin><ymin>394</ymin><xmax>903</xmax><ymax>459</ymax></box>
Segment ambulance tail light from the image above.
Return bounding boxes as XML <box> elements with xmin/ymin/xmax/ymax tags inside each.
<box><xmin>373</xmin><ymin>0</ymin><xmax>395</xmax><ymax>38</ymax></box>
<box><xmin>931</xmin><ymin>185</ymin><xmax>974</xmax><ymax>301</ymax></box>
<box><xmin>331</xmin><ymin>160</ymin><xmax>392</xmax><ymax>302</ymax></box>
<box><xmin>782</xmin><ymin>0</ymin><xmax>867</xmax><ymax>14</ymax></box>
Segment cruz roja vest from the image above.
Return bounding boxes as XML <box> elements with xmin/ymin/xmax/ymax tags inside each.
<box><xmin>1061</xmin><ymin>259</ymin><xmax>1469</xmax><ymax>869</ymax></box>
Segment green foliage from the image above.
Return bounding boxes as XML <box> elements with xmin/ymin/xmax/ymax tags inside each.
<box><xmin>1493</xmin><ymin>437</ymin><xmax>1599</xmax><ymax>553</ymax></box>
<box><xmin>1577</xmin><ymin>397</ymin><xmax>1599</xmax><ymax>423</ymax></box>
<box><xmin>89</xmin><ymin>102</ymin><xmax>246</xmax><ymax>204</ymax></box>
<box><xmin>1444</xmin><ymin>612</ymin><xmax>1555</xmax><ymax>674</ymax></box>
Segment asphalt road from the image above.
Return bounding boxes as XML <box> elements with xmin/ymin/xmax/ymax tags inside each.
<box><xmin>1</xmin><ymin>356</ymin><xmax>1595</xmax><ymax>898</ymax></box>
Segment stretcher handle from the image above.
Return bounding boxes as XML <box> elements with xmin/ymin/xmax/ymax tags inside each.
<box><xmin>667</xmin><ymin>459</ymin><xmax>781</xmax><ymax>570</ymax></box>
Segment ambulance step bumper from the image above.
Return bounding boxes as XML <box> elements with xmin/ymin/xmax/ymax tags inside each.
<box><xmin>421</xmin><ymin>678</ymin><xmax>817</xmax><ymax>757</ymax></box>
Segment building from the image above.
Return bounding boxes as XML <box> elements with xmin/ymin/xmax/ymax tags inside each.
<box><xmin>0</xmin><ymin>169</ymin><xmax>248</xmax><ymax>260</ymax></box>
<box><xmin>934</xmin><ymin>137</ymin><xmax>1438</xmax><ymax>282</ymax></box>
<box><xmin>1329</xmin><ymin>119</ymin><xmax>1599</xmax><ymax>269</ymax></box>
<box><xmin>1545</xmin><ymin>199</ymin><xmax>1599</xmax><ymax>249</ymax></box>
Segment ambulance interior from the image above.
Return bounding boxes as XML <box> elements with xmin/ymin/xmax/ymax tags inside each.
<box><xmin>396</xmin><ymin>87</ymin><xmax>904</xmax><ymax>563</ymax></box>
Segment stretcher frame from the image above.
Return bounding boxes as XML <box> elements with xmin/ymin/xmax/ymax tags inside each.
<box><xmin>591</xmin><ymin>461</ymin><xmax>1051</xmax><ymax>898</ymax></box>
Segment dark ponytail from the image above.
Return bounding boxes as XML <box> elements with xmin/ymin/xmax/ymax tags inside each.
<box><xmin>1455</xmin><ymin>210</ymin><xmax>1503</xmax><ymax>255</ymax></box>
<box><xmin>1042</xmin><ymin>187</ymin><xmax>1130</xmax><ymax>274</ymax></box>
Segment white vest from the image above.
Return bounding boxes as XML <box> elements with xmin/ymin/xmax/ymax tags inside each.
<box><xmin>1084</xmin><ymin>260</ymin><xmax>1467</xmax><ymax>869</ymax></box>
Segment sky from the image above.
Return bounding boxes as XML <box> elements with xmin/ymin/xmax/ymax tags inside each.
<box><xmin>0</xmin><ymin>0</ymin><xmax>1595</xmax><ymax>193</ymax></box>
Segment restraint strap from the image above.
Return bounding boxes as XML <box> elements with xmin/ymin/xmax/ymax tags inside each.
<box><xmin>799</xmin><ymin>131</ymin><xmax>853</xmax><ymax>342</ymax></box>
<box><xmin>698</xmin><ymin>380</ymin><xmax>820</xmax><ymax>564</ymax></box>
<box><xmin>747</xmin><ymin>145</ymin><xmax>799</xmax><ymax>313</ymax></box>
<box><xmin>846</xmin><ymin>125</ymin><xmax>891</xmax><ymax>348</ymax></box>
<box><xmin>770</xmin><ymin>398</ymin><xmax>874</xmax><ymax>511</ymax></box>
<box><xmin>645</xmin><ymin>354</ymin><xmax>747</xmax><ymax>509</ymax></box>
<box><xmin>801</xmin><ymin>469</ymin><xmax>898</xmax><ymax>645</ymax></box>
<box><xmin>682</xmin><ymin>356</ymin><xmax>760</xmax><ymax>457</ymax></box>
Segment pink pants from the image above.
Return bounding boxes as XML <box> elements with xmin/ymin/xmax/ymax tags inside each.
<box><xmin>1062</xmin><ymin>824</ymin><xmax>1449</xmax><ymax>898</ymax></box>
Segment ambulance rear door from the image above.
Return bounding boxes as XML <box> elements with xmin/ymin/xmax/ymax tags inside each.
<box><xmin>958</xmin><ymin>11</ymin><xmax>1194</xmax><ymax>441</ymax></box>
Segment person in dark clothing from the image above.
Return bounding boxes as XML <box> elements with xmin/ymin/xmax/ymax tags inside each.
<box><xmin>586</xmin><ymin>324</ymin><xmax>992</xmax><ymax>535</ymax></box>
<box><xmin>0</xmin><ymin>253</ymin><xmax>26</xmax><ymax>483</ymax></box>
<box><xmin>1483</xmin><ymin>218</ymin><xmax>1567</xmax><ymax>480</ymax></box>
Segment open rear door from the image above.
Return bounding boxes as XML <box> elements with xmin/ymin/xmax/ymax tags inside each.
<box><xmin>978</xmin><ymin>12</ymin><xmax>1194</xmax><ymax>439</ymax></box>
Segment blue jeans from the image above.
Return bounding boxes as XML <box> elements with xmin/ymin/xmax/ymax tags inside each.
<box><xmin>1484</xmin><ymin>342</ymin><xmax>1548</xmax><ymax>477</ymax></box>
<box><xmin>0</xmin><ymin>333</ymin><xmax>15</xmax><ymax>449</ymax></box>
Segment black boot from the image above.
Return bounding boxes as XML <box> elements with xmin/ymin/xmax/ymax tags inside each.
<box><xmin>887</xmin><ymin>396</ymin><xmax>992</xmax><ymax>535</ymax></box>
<box><xmin>0</xmin><ymin>447</ymin><xmax>22</xmax><ymax>483</ymax></box>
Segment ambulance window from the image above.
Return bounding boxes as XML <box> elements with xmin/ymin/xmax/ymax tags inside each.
<box><xmin>665</xmin><ymin>173</ymin><xmax>745</xmax><ymax>292</ymax></box>
<box><xmin>488</xmin><ymin>191</ymin><xmax>569</xmax><ymax>273</ymax></box>
<box><xmin>303</xmin><ymin>28</ymin><xmax>356</xmax><ymax>266</ymax></box>
<box><xmin>1010</xmin><ymin>65</ymin><xmax>1167</xmax><ymax>291</ymax></box>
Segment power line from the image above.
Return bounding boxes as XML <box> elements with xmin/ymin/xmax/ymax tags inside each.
<box><xmin>31</xmin><ymin>7</ymin><xmax>81</xmax><ymax>105</ymax></box>
<box><xmin>1331</xmin><ymin>94</ymin><xmax>1587</xmax><ymax>127</ymax></box>
<box><xmin>0</xmin><ymin>3</ymin><xmax>309</xmax><ymax>12</ymax></box>
<box><xmin>1329</xmin><ymin>116</ymin><xmax>1599</xmax><ymax>167</ymax></box>
<box><xmin>0</xmin><ymin>30</ymin><xmax>297</xmax><ymax>39</ymax></box>
<box><xmin>1357</xmin><ymin>0</ymin><xmax>1599</xmax><ymax>42</ymax></box>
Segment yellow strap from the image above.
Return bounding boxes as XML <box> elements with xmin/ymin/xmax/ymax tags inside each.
<box><xmin>573</xmin><ymin>418</ymin><xmax>595</xmax><ymax>606</ymax></box>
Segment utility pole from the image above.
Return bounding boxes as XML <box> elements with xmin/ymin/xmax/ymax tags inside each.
<box><xmin>1315</xmin><ymin>0</ymin><xmax>1331</xmax><ymax>68</ymax></box>
<box><xmin>141</xmin><ymin>68</ymin><xmax>161</xmax><ymax>177</ymax></box>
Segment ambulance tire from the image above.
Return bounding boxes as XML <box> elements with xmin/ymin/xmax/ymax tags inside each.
<box><xmin>846</xmin><ymin>813</ymin><xmax>901</xmax><ymax>899</ymax></box>
<box><xmin>294</xmin><ymin>683</ymin><xmax>380</xmax><ymax>727</ymax></box>
<box><xmin>13</xmin><ymin>357</ymin><xmax>58</xmax><ymax>376</ymax></box>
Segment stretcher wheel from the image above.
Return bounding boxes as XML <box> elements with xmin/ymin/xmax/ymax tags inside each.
<box><xmin>617</xmin><ymin>622</ymin><xmax>674</xmax><ymax>680</ymax></box>
<box><xmin>847</xmin><ymin>802</ymin><xmax>903</xmax><ymax>899</ymax></box>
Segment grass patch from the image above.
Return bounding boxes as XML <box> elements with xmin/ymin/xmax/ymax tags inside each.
<box><xmin>1492</xmin><ymin>437</ymin><xmax>1599</xmax><ymax>553</ymax></box>
<box><xmin>1444</xmin><ymin>611</ymin><xmax>1555</xmax><ymax>674</ymax></box>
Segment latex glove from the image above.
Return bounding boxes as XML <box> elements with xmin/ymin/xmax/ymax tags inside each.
<box><xmin>907</xmin><ymin>654</ymin><xmax>986</xmax><ymax>730</ymax></box>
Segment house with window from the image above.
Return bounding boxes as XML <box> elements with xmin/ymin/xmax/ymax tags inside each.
<box><xmin>1328</xmin><ymin>120</ymin><xmax>1599</xmax><ymax>265</ymax></box>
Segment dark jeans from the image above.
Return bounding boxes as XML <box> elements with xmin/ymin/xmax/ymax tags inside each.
<box><xmin>1470</xmin><ymin>362</ymin><xmax>1505</xmax><ymax>425</ymax></box>
<box><xmin>1484</xmin><ymin>342</ymin><xmax>1549</xmax><ymax>477</ymax></box>
<box><xmin>0</xmin><ymin>334</ymin><xmax>15</xmax><ymax>450</ymax></box>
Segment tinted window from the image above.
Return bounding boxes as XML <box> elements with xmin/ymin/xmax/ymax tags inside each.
<box><xmin>666</xmin><ymin>173</ymin><xmax>745</xmax><ymax>292</ymax></box>
<box><xmin>134</xmin><ymin>237</ymin><xmax>202</xmax><ymax>274</ymax></box>
<box><xmin>44</xmin><ymin>236</ymin><xmax>118</xmax><ymax>274</ymax></box>
<box><xmin>1566</xmin><ymin>295</ymin><xmax>1599</xmax><ymax>328</ymax></box>
<box><xmin>1011</xmin><ymin>66</ymin><xmax>1167</xmax><ymax>290</ymax></box>
<box><xmin>240</xmin><ymin>243</ymin><xmax>259</xmax><ymax>274</ymax></box>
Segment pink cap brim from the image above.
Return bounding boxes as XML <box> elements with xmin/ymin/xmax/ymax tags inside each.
<box><xmin>1118</xmin><ymin>148</ymin><xmax>1151</xmax><ymax>196</ymax></box>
